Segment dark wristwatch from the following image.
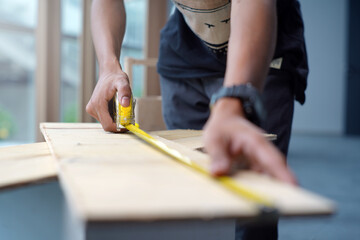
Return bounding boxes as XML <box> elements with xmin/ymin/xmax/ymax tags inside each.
<box><xmin>210</xmin><ymin>83</ymin><xmax>266</xmax><ymax>127</ymax></box>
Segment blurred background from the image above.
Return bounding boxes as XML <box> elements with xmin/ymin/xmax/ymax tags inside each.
<box><xmin>0</xmin><ymin>0</ymin><xmax>147</xmax><ymax>144</ymax></box>
<box><xmin>0</xmin><ymin>0</ymin><xmax>359</xmax><ymax>240</ymax></box>
<box><xmin>0</xmin><ymin>0</ymin><xmax>360</xmax><ymax>145</ymax></box>
<box><xmin>0</xmin><ymin>0</ymin><xmax>359</xmax><ymax>145</ymax></box>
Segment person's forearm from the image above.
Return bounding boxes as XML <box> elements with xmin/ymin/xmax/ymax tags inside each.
<box><xmin>205</xmin><ymin>1</ymin><xmax>296</xmax><ymax>183</ymax></box>
<box><xmin>224</xmin><ymin>0</ymin><xmax>277</xmax><ymax>90</ymax></box>
<box><xmin>91</xmin><ymin>0</ymin><xmax>126</xmax><ymax>74</ymax></box>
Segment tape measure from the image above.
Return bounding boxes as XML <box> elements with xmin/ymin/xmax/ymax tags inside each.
<box><xmin>110</xmin><ymin>94</ymin><xmax>278</xmax><ymax>214</ymax></box>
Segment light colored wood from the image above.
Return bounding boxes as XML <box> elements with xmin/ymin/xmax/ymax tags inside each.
<box><xmin>152</xmin><ymin>129</ymin><xmax>204</xmax><ymax>150</ymax></box>
<box><xmin>0</xmin><ymin>128</ymin><xmax>207</xmax><ymax>191</ymax></box>
<box><xmin>144</xmin><ymin>0</ymin><xmax>168</xmax><ymax>96</ymax></box>
<box><xmin>123</xmin><ymin>57</ymin><xmax>134</xmax><ymax>88</ymax></box>
<box><xmin>79</xmin><ymin>0</ymin><xmax>97</xmax><ymax>123</ymax></box>
<box><xmin>0</xmin><ymin>143</ymin><xmax>57</xmax><ymax>190</ymax></box>
<box><xmin>124</xmin><ymin>57</ymin><xmax>158</xmax><ymax>95</ymax></box>
<box><xmin>124</xmin><ymin>57</ymin><xmax>166</xmax><ymax>131</ymax></box>
<box><xmin>135</xmin><ymin>96</ymin><xmax>166</xmax><ymax>131</ymax></box>
<box><xmin>129</xmin><ymin>58</ymin><xmax>158</xmax><ymax>66</ymax></box>
<box><xmin>40</xmin><ymin>123</ymin><xmax>335</xmax><ymax>221</ymax></box>
<box><xmin>35</xmin><ymin>0</ymin><xmax>61</xmax><ymax>141</ymax></box>
<box><xmin>152</xmin><ymin>130</ymin><xmax>276</xmax><ymax>150</ymax></box>
<box><xmin>151</xmin><ymin>129</ymin><xmax>203</xmax><ymax>140</ymax></box>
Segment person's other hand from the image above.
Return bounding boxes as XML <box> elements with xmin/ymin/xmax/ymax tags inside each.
<box><xmin>86</xmin><ymin>69</ymin><xmax>131</xmax><ymax>132</ymax></box>
<box><xmin>203</xmin><ymin>98</ymin><xmax>297</xmax><ymax>185</ymax></box>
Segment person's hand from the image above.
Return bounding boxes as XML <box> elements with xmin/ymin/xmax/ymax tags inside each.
<box><xmin>203</xmin><ymin>98</ymin><xmax>297</xmax><ymax>185</ymax></box>
<box><xmin>86</xmin><ymin>68</ymin><xmax>132</xmax><ymax>132</ymax></box>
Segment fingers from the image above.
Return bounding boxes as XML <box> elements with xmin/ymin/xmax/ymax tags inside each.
<box><xmin>86</xmin><ymin>98</ymin><xmax>117</xmax><ymax>132</ymax></box>
<box><xmin>204</xmin><ymin>132</ymin><xmax>232</xmax><ymax>176</ymax></box>
<box><xmin>254</xmin><ymin>143</ymin><xmax>298</xmax><ymax>185</ymax></box>
<box><xmin>96</xmin><ymin>100</ymin><xmax>117</xmax><ymax>132</ymax></box>
<box><xmin>232</xmin><ymin>130</ymin><xmax>298</xmax><ymax>185</ymax></box>
<box><xmin>86</xmin><ymin>71</ymin><xmax>132</xmax><ymax>132</ymax></box>
<box><xmin>204</xmin><ymin>113</ymin><xmax>298</xmax><ymax>185</ymax></box>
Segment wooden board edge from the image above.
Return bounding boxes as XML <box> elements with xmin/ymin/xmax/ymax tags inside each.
<box><xmin>0</xmin><ymin>142</ymin><xmax>58</xmax><ymax>191</ymax></box>
<box><xmin>151</xmin><ymin>135</ymin><xmax>336</xmax><ymax>217</ymax></box>
<box><xmin>40</xmin><ymin>123</ymin><xmax>59</xmax><ymax>161</ymax></box>
<box><xmin>84</xmin><ymin>210</ymin><xmax>256</xmax><ymax>223</ymax></box>
<box><xmin>39</xmin><ymin>124</ymin><xmax>335</xmax><ymax>220</ymax></box>
<box><xmin>57</xmin><ymin>160</ymin><xmax>88</xmax><ymax>222</ymax></box>
<box><xmin>279</xmin><ymin>188</ymin><xmax>337</xmax><ymax>216</ymax></box>
<box><xmin>40</xmin><ymin>122</ymin><xmax>102</xmax><ymax>129</ymax></box>
<box><xmin>0</xmin><ymin>175</ymin><xmax>58</xmax><ymax>192</ymax></box>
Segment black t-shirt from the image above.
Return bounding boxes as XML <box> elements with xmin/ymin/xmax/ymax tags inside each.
<box><xmin>157</xmin><ymin>0</ymin><xmax>308</xmax><ymax>104</ymax></box>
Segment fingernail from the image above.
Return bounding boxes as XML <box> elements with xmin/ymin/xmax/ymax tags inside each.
<box><xmin>121</xmin><ymin>96</ymin><xmax>130</xmax><ymax>107</ymax></box>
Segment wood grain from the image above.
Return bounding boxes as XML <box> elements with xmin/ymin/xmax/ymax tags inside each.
<box><xmin>0</xmin><ymin>142</ymin><xmax>57</xmax><ymax>190</ymax></box>
<box><xmin>0</xmin><ymin>128</ymin><xmax>210</xmax><ymax>191</ymax></box>
<box><xmin>151</xmin><ymin>129</ymin><xmax>204</xmax><ymax>150</ymax></box>
<box><xmin>151</xmin><ymin>129</ymin><xmax>276</xmax><ymax>150</ymax></box>
<box><xmin>40</xmin><ymin>123</ymin><xmax>335</xmax><ymax>221</ymax></box>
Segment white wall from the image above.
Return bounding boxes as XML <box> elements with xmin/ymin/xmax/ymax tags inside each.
<box><xmin>292</xmin><ymin>0</ymin><xmax>348</xmax><ymax>135</ymax></box>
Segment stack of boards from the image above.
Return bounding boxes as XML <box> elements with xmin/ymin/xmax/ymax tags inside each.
<box><xmin>0</xmin><ymin>123</ymin><xmax>335</xmax><ymax>222</ymax></box>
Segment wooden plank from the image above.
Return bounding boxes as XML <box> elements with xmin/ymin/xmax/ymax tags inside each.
<box><xmin>0</xmin><ymin>143</ymin><xmax>57</xmax><ymax>190</ymax></box>
<box><xmin>0</xmin><ymin>128</ymin><xmax>207</xmax><ymax>192</ymax></box>
<box><xmin>151</xmin><ymin>129</ymin><xmax>203</xmax><ymax>150</ymax></box>
<box><xmin>41</xmin><ymin>124</ymin><xmax>254</xmax><ymax>221</ymax></box>
<box><xmin>40</xmin><ymin>123</ymin><xmax>335</xmax><ymax>221</ymax></box>
<box><xmin>152</xmin><ymin>130</ymin><xmax>276</xmax><ymax>150</ymax></box>
<box><xmin>152</xmin><ymin>136</ymin><xmax>335</xmax><ymax>216</ymax></box>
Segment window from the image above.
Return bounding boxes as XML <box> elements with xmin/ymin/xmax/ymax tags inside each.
<box><xmin>121</xmin><ymin>0</ymin><xmax>146</xmax><ymax>97</ymax></box>
<box><xmin>60</xmin><ymin>0</ymin><xmax>82</xmax><ymax>122</ymax></box>
<box><xmin>0</xmin><ymin>0</ymin><xmax>37</xmax><ymax>144</ymax></box>
<box><xmin>60</xmin><ymin>0</ymin><xmax>146</xmax><ymax>122</ymax></box>
<box><xmin>0</xmin><ymin>0</ymin><xmax>161</xmax><ymax>146</ymax></box>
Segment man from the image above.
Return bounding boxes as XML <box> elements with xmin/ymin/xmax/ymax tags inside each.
<box><xmin>86</xmin><ymin>0</ymin><xmax>308</xmax><ymax>239</ymax></box>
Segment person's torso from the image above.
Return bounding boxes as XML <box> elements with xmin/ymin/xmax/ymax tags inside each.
<box><xmin>157</xmin><ymin>0</ymin><xmax>309</xmax><ymax>103</ymax></box>
<box><xmin>174</xmin><ymin>0</ymin><xmax>231</xmax><ymax>57</ymax></box>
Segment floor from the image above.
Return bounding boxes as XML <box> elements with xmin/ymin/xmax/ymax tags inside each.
<box><xmin>279</xmin><ymin>134</ymin><xmax>360</xmax><ymax>239</ymax></box>
<box><xmin>0</xmin><ymin>134</ymin><xmax>359</xmax><ymax>240</ymax></box>
<box><xmin>0</xmin><ymin>181</ymin><xmax>64</xmax><ymax>240</ymax></box>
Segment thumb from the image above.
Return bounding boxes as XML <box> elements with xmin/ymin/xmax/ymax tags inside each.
<box><xmin>116</xmin><ymin>84</ymin><xmax>132</xmax><ymax>107</ymax></box>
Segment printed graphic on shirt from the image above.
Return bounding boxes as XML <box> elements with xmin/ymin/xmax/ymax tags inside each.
<box><xmin>174</xmin><ymin>0</ymin><xmax>231</xmax><ymax>56</ymax></box>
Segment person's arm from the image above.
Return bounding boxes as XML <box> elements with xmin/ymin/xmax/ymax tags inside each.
<box><xmin>86</xmin><ymin>0</ymin><xmax>131</xmax><ymax>132</ymax></box>
<box><xmin>204</xmin><ymin>0</ymin><xmax>297</xmax><ymax>184</ymax></box>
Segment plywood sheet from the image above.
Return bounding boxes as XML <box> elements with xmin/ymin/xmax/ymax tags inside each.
<box><xmin>0</xmin><ymin>128</ymin><xmax>212</xmax><ymax>191</ymax></box>
<box><xmin>41</xmin><ymin>123</ymin><xmax>335</xmax><ymax>221</ymax></box>
<box><xmin>151</xmin><ymin>129</ymin><xmax>203</xmax><ymax>150</ymax></box>
<box><xmin>0</xmin><ymin>142</ymin><xmax>57</xmax><ymax>190</ymax></box>
<box><xmin>152</xmin><ymin>130</ymin><xmax>276</xmax><ymax>150</ymax></box>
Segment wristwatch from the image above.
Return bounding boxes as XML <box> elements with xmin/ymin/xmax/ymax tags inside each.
<box><xmin>210</xmin><ymin>83</ymin><xmax>266</xmax><ymax>127</ymax></box>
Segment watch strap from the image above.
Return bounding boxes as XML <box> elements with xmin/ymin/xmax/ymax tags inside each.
<box><xmin>210</xmin><ymin>84</ymin><xmax>266</xmax><ymax>126</ymax></box>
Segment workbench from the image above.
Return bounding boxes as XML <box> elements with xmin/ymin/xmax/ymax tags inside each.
<box><xmin>0</xmin><ymin>123</ymin><xmax>335</xmax><ymax>240</ymax></box>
